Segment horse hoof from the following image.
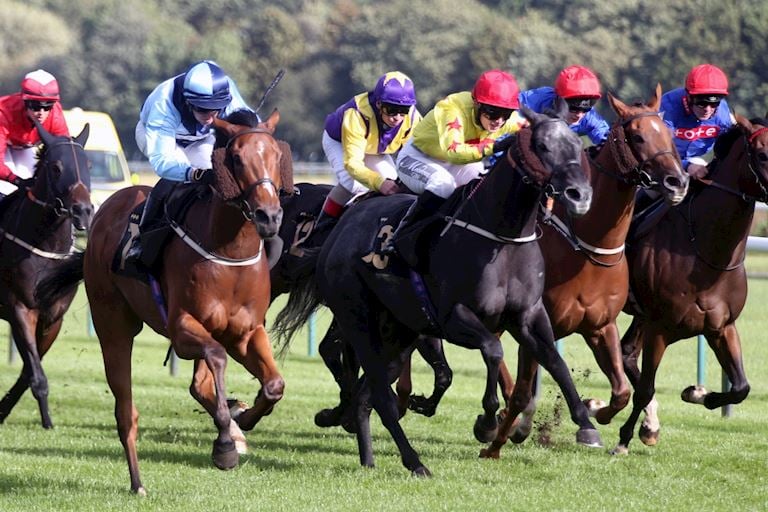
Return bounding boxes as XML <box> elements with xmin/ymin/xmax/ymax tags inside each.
<box><xmin>132</xmin><ymin>486</ymin><xmax>148</xmax><ymax>497</ymax></box>
<box><xmin>584</xmin><ymin>398</ymin><xmax>607</xmax><ymax>417</ymax></box>
<box><xmin>409</xmin><ymin>395</ymin><xmax>437</xmax><ymax>417</ymax></box>
<box><xmin>681</xmin><ymin>385</ymin><xmax>707</xmax><ymax>405</ymax></box>
<box><xmin>314</xmin><ymin>408</ymin><xmax>342</xmax><ymax>428</ymax></box>
<box><xmin>575</xmin><ymin>428</ymin><xmax>603</xmax><ymax>448</ymax></box>
<box><xmin>228</xmin><ymin>398</ymin><xmax>249</xmax><ymax>422</ymax></box>
<box><xmin>473</xmin><ymin>414</ymin><xmax>498</xmax><ymax>443</ymax></box>
<box><xmin>479</xmin><ymin>447</ymin><xmax>500</xmax><ymax>459</ymax></box>
<box><xmin>412</xmin><ymin>466</ymin><xmax>432</xmax><ymax>478</ymax></box>
<box><xmin>510</xmin><ymin>428</ymin><xmax>530</xmax><ymax>444</ymax></box>
<box><xmin>610</xmin><ymin>444</ymin><xmax>629</xmax><ymax>456</ymax></box>
<box><xmin>639</xmin><ymin>424</ymin><xmax>659</xmax><ymax>446</ymax></box>
<box><xmin>212</xmin><ymin>440</ymin><xmax>239</xmax><ymax>470</ymax></box>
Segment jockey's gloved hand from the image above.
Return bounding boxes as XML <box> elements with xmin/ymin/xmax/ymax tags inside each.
<box><xmin>492</xmin><ymin>134</ymin><xmax>514</xmax><ymax>155</ymax></box>
<box><xmin>188</xmin><ymin>167</ymin><xmax>214</xmax><ymax>185</ymax></box>
<box><xmin>10</xmin><ymin>175</ymin><xmax>35</xmax><ymax>189</ymax></box>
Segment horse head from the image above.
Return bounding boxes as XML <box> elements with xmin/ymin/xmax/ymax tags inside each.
<box><xmin>519</xmin><ymin>103</ymin><xmax>592</xmax><ymax>216</ymax></box>
<box><xmin>606</xmin><ymin>84</ymin><xmax>688</xmax><ymax>204</ymax></box>
<box><xmin>33</xmin><ymin>118</ymin><xmax>93</xmax><ymax>231</ymax></box>
<box><xmin>731</xmin><ymin>115</ymin><xmax>768</xmax><ymax>202</ymax></box>
<box><xmin>211</xmin><ymin>109</ymin><xmax>283</xmax><ymax>239</ymax></box>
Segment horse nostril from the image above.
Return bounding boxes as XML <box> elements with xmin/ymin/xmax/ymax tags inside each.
<box><xmin>564</xmin><ymin>187</ymin><xmax>582</xmax><ymax>202</ymax></box>
<box><xmin>253</xmin><ymin>209</ymin><xmax>270</xmax><ymax>226</ymax></box>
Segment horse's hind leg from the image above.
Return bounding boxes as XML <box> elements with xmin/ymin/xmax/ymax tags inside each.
<box><xmin>407</xmin><ymin>336</ymin><xmax>453</xmax><ymax>418</ymax></box>
<box><xmin>584</xmin><ymin>323</ymin><xmax>631</xmax><ymax>424</ymax></box>
<box><xmin>315</xmin><ymin>320</ymin><xmax>354</xmax><ymax>428</ymax></box>
<box><xmin>682</xmin><ymin>325</ymin><xmax>750</xmax><ymax>409</ymax></box>
<box><xmin>621</xmin><ymin>317</ymin><xmax>660</xmax><ymax>446</ymax></box>
<box><xmin>190</xmin><ymin>361</ymin><xmax>247</xmax><ymax>455</ymax></box>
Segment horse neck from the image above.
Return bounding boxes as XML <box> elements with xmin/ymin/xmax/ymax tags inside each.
<box><xmin>465</xmin><ymin>161</ymin><xmax>541</xmax><ymax>238</ymax></box>
<box><xmin>197</xmin><ymin>196</ymin><xmax>261</xmax><ymax>256</ymax></box>
<box><xmin>568</xmin><ymin>150</ymin><xmax>637</xmax><ymax>248</ymax></box>
<box><xmin>9</xmin><ymin>195</ymin><xmax>73</xmax><ymax>251</ymax></box>
<box><xmin>690</xmin><ymin>141</ymin><xmax>755</xmax><ymax>259</ymax></box>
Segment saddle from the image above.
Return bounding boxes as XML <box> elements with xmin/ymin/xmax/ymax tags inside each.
<box><xmin>112</xmin><ymin>184</ymin><xmax>206</xmax><ymax>281</ymax></box>
<box><xmin>626</xmin><ymin>191</ymin><xmax>670</xmax><ymax>244</ymax></box>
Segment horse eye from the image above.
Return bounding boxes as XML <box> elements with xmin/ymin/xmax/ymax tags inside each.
<box><xmin>536</xmin><ymin>142</ymin><xmax>549</xmax><ymax>152</ymax></box>
<box><xmin>758</xmin><ymin>152</ymin><xmax>768</xmax><ymax>163</ymax></box>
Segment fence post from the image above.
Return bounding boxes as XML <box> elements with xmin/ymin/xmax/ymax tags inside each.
<box><xmin>721</xmin><ymin>373</ymin><xmax>732</xmax><ymax>418</ymax></box>
<box><xmin>697</xmin><ymin>335</ymin><xmax>706</xmax><ymax>386</ymax></box>
<box><xmin>307</xmin><ymin>311</ymin><xmax>317</xmax><ymax>357</ymax></box>
<box><xmin>7</xmin><ymin>329</ymin><xmax>17</xmax><ymax>364</ymax></box>
<box><xmin>534</xmin><ymin>339</ymin><xmax>564</xmax><ymax>398</ymax></box>
<box><xmin>169</xmin><ymin>349</ymin><xmax>178</xmax><ymax>376</ymax></box>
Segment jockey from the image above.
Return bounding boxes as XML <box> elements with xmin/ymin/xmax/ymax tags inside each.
<box><xmin>127</xmin><ymin>59</ymin><xmax>256</xmax><ymax>264</ymax></box>
<box><xmin>383</xmin><ymin>69</ymin><xmax>525</xmax><ymax>265</ymax></box>
<box><xmin>519</xmin><ymin>65</ymin><xmax>609</xmax><ymax>145</ymax></box>
<box><xmin>660</xmin><ymin>63</ymin><xmax>734</xmax><ymax>180</ymax></box>
<box><xmin>304</xmin><ymin>71</ymin><xmax>421</xmax><ymax>246</ymax></box>
<box><xmin>0</xmin><ymin>69</ymin><xmax>69</xmax><ymax>198</ymax></box>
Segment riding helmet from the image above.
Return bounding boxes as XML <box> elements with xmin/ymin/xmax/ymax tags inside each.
<box><xmin>21</xmin><ymin>69</ymin><xmax>60</xmax><ymax>102</ymax></box>
<box><xmin>472</xmin><ymin>69</ymin><xmax>520</xmax><ymax>109</ymax></box>
<box><xmin>685</xmin><ymin>64</ymin><xmax>729</xmax><ymax>96</ymax></box>
<box><xmin>554</xmin><ymin>65</ymin><xmax>602</xmax><ymax>99</ymax></box>
<box><xmin>373</xmin><ymin>71</ymin><xmax>417</xmax><ymax>106</ymax></box>
<box><xmin>183</xmin><ymin>60</ymin><xmax>232</xmax><ymax>110</ymax></box>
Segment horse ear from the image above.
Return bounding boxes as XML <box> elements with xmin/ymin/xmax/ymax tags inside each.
<box><xmin>648</xmin><ymin>83</ymin><xmax>662</xmax><ymax>111</ymax></box>
<box><xmin>519</xmin><ymin>105</ymin><xmax>543</xmax><ymax>125</ymax></box>
<box><xmin>553</xmin><ymin>97</ymin><xmax>569</xmax><ymax>119</ymax></box>
<box><xmin>212</xmin><ymin>117</ymin><xmax>237</xmax><ymax>138</ymax></box>
<box><xmin>607</xmin><ymin>91</ymin><xmax>629</xmax><ymax>118</ymax></box>
<box><xmin>735</xmin><ymin>114</ymin><xmax>752</xmax><ymax>132</ymax></box>
<box><xmin>75</xmin><ymin>122</ymin><xmax>90</xmax><ymax>147</ymax></box>
<box><xmin>33</xmin><ymin>117</ymin><xmax>56</xmax><ymax>147</ymax></box>
<box><xmin>259</xmin><ymin>109</ymin><xmax>280</xmax><ymax>134</ymax></box>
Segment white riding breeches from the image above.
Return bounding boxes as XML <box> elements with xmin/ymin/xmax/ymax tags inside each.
<box><xmin>322</xmin><ymin>130</ymin><xmax>397</xmax><ymax>194</ymax></box>
<box><xmin>0</xmin><ymin>146</ymin><xmax>37</xmax><ymax>195</ymax></box>
<box><xmin>395</xmin><ymin>139</ymin><xmax>484</xmax><ymax>198</ymax></box>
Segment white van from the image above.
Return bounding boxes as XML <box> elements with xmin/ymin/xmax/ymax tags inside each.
<box><xmin>63</xmin><ymin>108</ymin><xmax>138</xmax><ymax>209</ymax></box>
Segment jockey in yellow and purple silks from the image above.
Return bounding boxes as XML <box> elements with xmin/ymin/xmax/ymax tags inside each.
<box><xmin>383</xmin><ymin>69</ymin><xmax>526</xmax><ymax>265</ymax></box>
<box><xmin>307</xmin><ymin>71</ymin><xmax>421</xmax><ymax>242</ymax></box>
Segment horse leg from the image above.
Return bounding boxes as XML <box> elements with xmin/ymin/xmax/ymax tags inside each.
<box><xmin>408</xmin><ymin>336</ymin><xmax>453</xmax><ymax>417</ymax></box>
<box><xmin>442</xmin><ymin>304</ymin><xmax>503</xmax><ymax>444</ymax></box>
<box><xmin>315</xmin><ymin>320</ymin><xmax>350</xmax><ymax>427</ymax></box>
<box><xmin>227</xmin><ymin>324</ymin><xmax>285</xmax><ymax>432</ymax></box>
<box><xmin>480</xmin><ymin>345</ymin><xmax>537</xmax><ymax>459</ymax></box>
<box><xmin>584</xmin><ymin>322</ymin><xmax>631</xmax><ymax>424</ymax></box>
<box><xmin>92</xmin><ymin>299</ymin><xmax>145</xmax><ymax>495</ymax></box>
<box><xmin>681</xmin><ymin>325</ymin><xmax>750</xmax><ymax>409</ymax></box>
<box><xmin>620</xmin><ymin>317</ymin><xmax>660</xmax><ymax>446</ymax></box>
<box><xmin>395</xmin><ymin>345</ymin><xmax>415</xmax><ymax>418</ymax></box>
<box><xmin>497</xmin><ymin>355</ymin><xmax>515</xmax><ymax>410</ymax></box>
<box><xmin>352</xmin><ymin>374</ymin><xmax>375</xmax><ymax>468</ymax></box>
<box><xmin>509</xmin><ymin>303</ymin><xmax>602</xmax><ymax>448</ymax></box>
<box><xmin>189</xmin><ymin>360</ymin><xmax>247</xmax><ymax>455</ymax></box>
<box><xmin>613</xmin><ymin>327</ymin><xmax>668</xmax><ymax>455</ymax></box>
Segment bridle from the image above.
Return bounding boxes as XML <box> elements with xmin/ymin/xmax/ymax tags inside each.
<box><xmin>27</xmin><ymin>140</ymin><xmax>90</xmax><ymax>219</ymax></box>
<box><xmin>223</xmin><ymin>128</ymin><xmax>280</xmax><ymax>222</ymax></box>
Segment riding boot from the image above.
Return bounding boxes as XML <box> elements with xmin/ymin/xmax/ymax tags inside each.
<box><xmin>126</xmin><ymin>179</ymin><xmax>174</xmax><ymax>264</ymax></box>
<box><xmin>381</xmin><ymin>191</ymin><xmax>445</xmax><ymax>267</ymax></box>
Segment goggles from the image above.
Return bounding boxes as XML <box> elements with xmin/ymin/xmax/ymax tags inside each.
<box><xmin>566</xmin><ymin>98</ymin><xmax>596</xmax><ymax>113</ymax></box>
<box><xmin>25</xmin><ymin>100</ymin><xmax>55</xmax><ymax>112</ymax></box>
<box><xmin>478</xmin><ymin>104</ymin><xmax>514</xmax><ymax>121</ymax></box>
<box><xmin>380</xmin><ymin>102</ymin><xmax>411</xmax><ymax>117</ymax></box>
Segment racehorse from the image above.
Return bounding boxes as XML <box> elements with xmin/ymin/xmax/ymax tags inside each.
<box><xmin>274</xmin><ymin>104</ymin><xmax>600</xmax><ymax>476</ymax></box>
<box><xmin>481</xmin><ymin>85</ymin><xmax>689</xmax><ymax>458</ymax></box>
<box><xmin>0</xmin><ymin>121</ymin><xmax>92</xmax><ymax>429</ymax></box>
<box><xmin>36</xmin><ymin>109</ymin><xmax>285</xmax><ymax>495</ymax></box>
<box><xmin>271</xmin><ymin>183</ymin><xmax>451</xmax><ymax>429</ymax></box>
<box><xmin>612</xmin><ymin>114</ymin><xmax>767</xmax><ymax>455</ymax></box>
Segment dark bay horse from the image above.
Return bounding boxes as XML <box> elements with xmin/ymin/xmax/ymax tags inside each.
<box><xmin>481</xmin><ymin>85</ymin><xmax>689</xmax><ymax>458</ymax></box>
<box><xmin>274</xmin><ymin>105</ymin><xmax>600</xmax><ymax>476</ymax></box>
<box><xmin>0</xmin><ymin>121</ymin><xmax>92</xmax><ymax>428</ymax></box>
<box><xmin>613</xmin><ymin>115</ymin><xmax>768</xmax><ymax>455</ymax></box>
<box><xmin>37</xmin><ymin>110</ymin><xmax>285</xmax><ymax>494</ymax></box>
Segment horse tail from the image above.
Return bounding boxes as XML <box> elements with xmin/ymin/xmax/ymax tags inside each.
<box><xmin>35</xmin><ymin>251</ymin><xmax>85</xmax><ymax>311</ymax></box>
<box><xmin>271</xmin><ymin>253</ymin><xmax>323</xmax><ymax>358</ymax></box>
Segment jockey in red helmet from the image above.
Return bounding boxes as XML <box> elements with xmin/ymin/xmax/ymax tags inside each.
<box><xmin>302</xmin><ymin>71</ymin><xmax>422</xmax><ymax>248</ymax></box>
<box><xmin>660</xmin><ymin>64</ymin><xmax>734</xmax><ymax>180</ymax></box>
<box><xmin>383</xmin><ymin>69</ymin><xmax>527</xmax><ymax>266</ymax></box>
<box><xmin>519</xmin><ymin>65</ymin><xmax>609</xmax><ymax>144</ymax></box>
<box><xmin>0</xmin><ymin>69</ymin><xmax>69</xmax><ymax>197</ymax></box>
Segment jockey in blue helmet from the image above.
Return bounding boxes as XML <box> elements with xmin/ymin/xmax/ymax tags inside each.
<box><xmin>127</xmin><ymin>60</ymin><xmax>256</xmax><ymax>266</ymax></box>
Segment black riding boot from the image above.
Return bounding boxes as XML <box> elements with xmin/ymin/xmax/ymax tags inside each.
<box><xmin>126</xmin><ymin>179</ymin><xmax>174</xmax><ymax>263</ymax></box>
<box><xmin>381</xmin><ymin>191</ymin><xmax>445</xmax><ymax>266</ymax></box>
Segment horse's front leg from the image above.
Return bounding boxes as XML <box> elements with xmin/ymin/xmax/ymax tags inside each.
<box><xmin>681</xmin><ymin>324</ymin><xmax>750</xmax><ymax>409</ymax></box>
<box><xmin>508</xmin><ymin>302</ymin><xmax>602</xmax><ymax>448</ymax></box>
<box><xmin>171</xmin><ymin>313</ymin><xmax>238</xmax><ymax>470</ymax></box>
<box><xmin>228</xmin><ymin>324</ymin><xmax>285</xmax><ymax>432</ymax></box>
<box><xmin>408</xmin><ymin>336</ymin><xmax>453</xmax><ymax>418</ymax></box>
<box><xmin>584</xmin><ymin>322</ymin><xmax>631</xmax><ymax>424</ymax></box>
<box><xmin>442</xmin><ymin>304</ymin><xmax>503</xmax><ymax>443</ymax></box>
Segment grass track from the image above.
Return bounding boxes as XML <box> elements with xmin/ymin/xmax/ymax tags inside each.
<box><xmin>1</xmin><ymin>267</ymin><xmax>767</xmax><ymax>511</ymax></box>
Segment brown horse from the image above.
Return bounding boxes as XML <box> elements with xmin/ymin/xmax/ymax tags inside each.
<box><xmin>480</xmin><ymin>85</ymin><xmax>690</xmax><ymax>458</ymax></box>
<box><xmin>38</xmin><ymin>109</ymin><xmax>285</xmax><ymax>494</ymax></box>
<box><xmin>612</xmin><ymin>114</ymin><xmax>767</xmax><ymax>455</ymax></box>
<box><xmin>0</xmin><ymin>121</ymin><xmax>93</xmax><ymax>429</ymax></box>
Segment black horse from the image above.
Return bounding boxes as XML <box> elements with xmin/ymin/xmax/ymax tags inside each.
<box><xmin>0</xmin><ymin>120</ymin><xmax>93</xmax><ymax>428</ymax></box>
<box><xmin>271</xmin><ymin>183</ymin><xmax>451</xmax><ymax>428</ymax></box>
<box><xmin>274</xmin><ymin>104</ymin><xmax>601</xmax><ymax>476</ymax></box>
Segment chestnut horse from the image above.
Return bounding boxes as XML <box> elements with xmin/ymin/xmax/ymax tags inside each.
<box><xmin>481</xmin><ymin>85</ymin><xmax>689</xmax><ymax>458</ymax></box>
<box><xmin>612</xmin><ymin>115</ymin><xmax>767</xmax><ymax>454</ymax></box>
<box><xmin>0</xmin><ymin>121</ymin><xmax>92</xmax><ymax>428</ymax></box>
<box><xmin>37</xmin><ymin>110</ymin><xmax>285</xmax><ymax>494</ymax></box>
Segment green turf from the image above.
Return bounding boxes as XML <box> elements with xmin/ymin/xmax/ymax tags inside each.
<box><xmin>1</xmin><ymin>268</ymin><xmax>767</xmax><ymax>511</ymax></box>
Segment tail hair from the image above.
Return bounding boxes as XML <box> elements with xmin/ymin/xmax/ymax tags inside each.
<box><xmin>271</xmin><ymin>256</ymin><xmax>323</xmax><ymax>358</ymax></box>
<box><xmin>35</xmin><ymin>251</ymin><xmax>85</xmax><ymax>311</ymax></box>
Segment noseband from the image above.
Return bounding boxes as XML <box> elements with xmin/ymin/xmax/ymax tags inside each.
<box><xmin>224</xmin><ymin>128</ymin><xmax>279</xmax><ymax>222</ymax></box>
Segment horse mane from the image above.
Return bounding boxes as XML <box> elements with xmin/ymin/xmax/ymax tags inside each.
<box><xmin>214</xmin><ymin>109</ymin><xmax>261</xmax><ymax>147</ymax></box>
<box><xmin>712</xmin><ymin>126</ymin><xmax>742</xmax><ymax>161</ymax></box>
